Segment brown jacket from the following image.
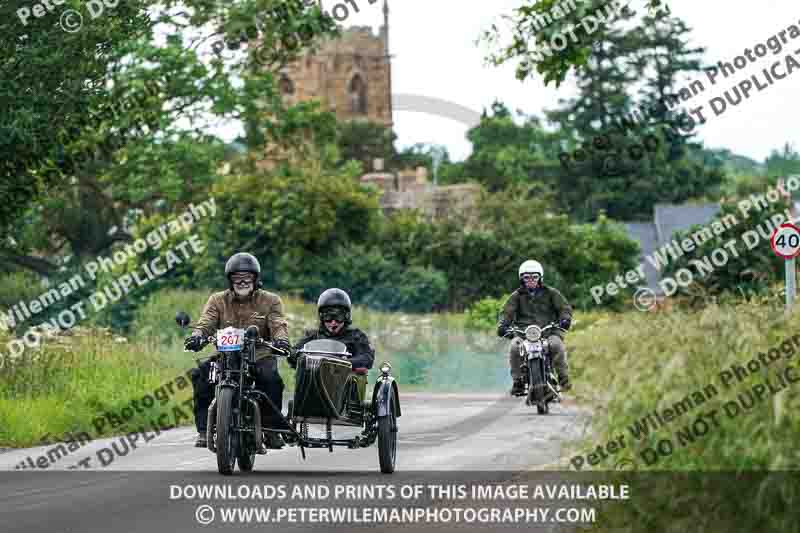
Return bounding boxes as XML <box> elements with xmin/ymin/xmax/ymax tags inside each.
<box><xmin>192</xmin><ymin>289</ymin><xmax>289</xmax><ymax>358</ymax></box>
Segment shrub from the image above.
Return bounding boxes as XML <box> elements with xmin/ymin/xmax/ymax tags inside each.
<box><xmin>464</xmin><ymin>295</ymin><xmax>508</xmax><ymax>331</ymax></box>
<box><xmin>277</xmin><ymin>244</ymin><xmax>449</xmax><ymax>313</ymax></box>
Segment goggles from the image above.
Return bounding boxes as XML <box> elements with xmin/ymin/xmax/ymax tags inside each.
<box><xmin>231</xmin><ymin>273</ymin><xmax>255</xmax><ymax>284</ymax></box>
<box><xmin>521</xmin><ymin>274</ymin><xmax>541</xmax><ymax>281</ymax></box>
<box><xmin>320</xmin><ymin>308</ymin><xmax>347</xmax><ymax>323</ymax></box>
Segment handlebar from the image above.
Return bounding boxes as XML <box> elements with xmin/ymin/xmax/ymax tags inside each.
<box><xmin>184</xmin><ymin>335</ymin><xmax>291</xmax><ymax>357</ymax></box>
<box><xmin>505</xmin><ymin>322</ymin><xmax>565</xmax><ymax>338</ymax></box>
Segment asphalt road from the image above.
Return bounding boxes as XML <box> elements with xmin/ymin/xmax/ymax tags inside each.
<box><xmin>0</xmin><ymin>393</ymin><xmax>591</xmax><ymax>533</ymax></box>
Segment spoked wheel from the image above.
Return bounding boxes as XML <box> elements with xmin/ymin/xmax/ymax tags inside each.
<box><xmin>528</xmin><ymin>360</ymin><xmax>548</xmax><ymax>415</ymax></box>
<box><xmin>377</xmin><ymin>400</ymin><xmax>397</xmax><ymax>474</ymax></box>
<box><xmin>216</xmin><ymin>387</ymin><xmax>237</xmax><ymax>475</ymax></box>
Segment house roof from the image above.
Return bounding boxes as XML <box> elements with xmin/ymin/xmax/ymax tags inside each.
<box><xmin>653</xmin><ymin>203</ymin><xmax>721</xmax><ymax>246</ymax></box>
<box><xmin>624</xmin><ymin>203</ymin><xmax>721</xmax><ymax>294</ymax></box>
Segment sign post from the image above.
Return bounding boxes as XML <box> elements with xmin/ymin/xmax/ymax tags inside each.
<box><xmin>787</xmin><ymin>257</ymin><xmax>796</xmax><ymax>312</ymax></box>
<box><xmin>770</xmin><ymin>223</ymin><xmax>800</xmax><ymax>315</ymax></box>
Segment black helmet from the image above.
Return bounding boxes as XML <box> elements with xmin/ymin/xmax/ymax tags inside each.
<box><xmin>317</xmin><ymin>288</ymin><xmax>352</xmax><ymax>326</ymax></box>
<box><xmin>225</xmin><ymin>253</ymin><xmax>262</xmax><ymax>288</ymax></box>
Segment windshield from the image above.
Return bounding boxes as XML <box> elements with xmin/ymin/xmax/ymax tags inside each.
<box><xmin>301</xmin><ymin>339</ymin><xmax>350</xmax><ymax>355</ymax></box>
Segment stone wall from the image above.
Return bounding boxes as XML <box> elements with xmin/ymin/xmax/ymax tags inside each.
<box><xmin>361</xmin><ymin>164</ymin><xmax>481</xmax><ymax>220</ymax></box>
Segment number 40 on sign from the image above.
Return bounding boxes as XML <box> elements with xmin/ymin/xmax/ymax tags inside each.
<box><xmin>771</xmin><ymin>223</ymin><xmax>800</xmax><ymax>259</ymax></box>
<box><xmin>771</xmin><ymin>222</ymin><xmax>800</xmax><ymax>313</ymax></box>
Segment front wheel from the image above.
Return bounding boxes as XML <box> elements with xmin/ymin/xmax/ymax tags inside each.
<box><xmin>216</xmin><ymin>387</ymin><xmax>237</xmax><ymax>475</ymax></box>
<box><xmin>527</xmin><ymin>358</ymin><xmax>547</xmax><ymax>412</ymax></box>
<box><xmin>377</xmin><ymin>400</ymin><xmax>397</xmax><ymax>474</ymax></box>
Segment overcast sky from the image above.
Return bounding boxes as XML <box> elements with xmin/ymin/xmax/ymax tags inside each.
<box><xmin>212</xmin><ymin>0</ymin><xmax>800</xmax><ymax>164</ymax></box>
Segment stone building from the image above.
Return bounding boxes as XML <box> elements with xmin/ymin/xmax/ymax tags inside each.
<box><xmin>361</xmin><ymin>159</ymin><xmax>482</xmax><ymax>220</ymax></box>
<box><xmin>276</xmin><ymin>1</ymin><xmax>393</xmax><ymax>128</ymax></box>
<box><xmin>257</xmin><ymin>1</ymin><xmax>481</xmax><ymax>219</ymax></box>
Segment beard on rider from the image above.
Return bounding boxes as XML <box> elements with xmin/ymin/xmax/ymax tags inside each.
<box><xmin>231</xmin><ymin>272</ymin><xmax>256</xmax><ymax>298</ymax></box>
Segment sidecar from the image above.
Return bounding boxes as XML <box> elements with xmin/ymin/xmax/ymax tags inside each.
<box><xmin>275</xmin><ymin>339</ymin><xmax>400</xmax><ymax>473</ymax></box>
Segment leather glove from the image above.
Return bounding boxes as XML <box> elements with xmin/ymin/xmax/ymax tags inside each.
<box><xmin>273</xmin><ymin>338</ymin><xmax>291</xmax><ymax>354</ymax></box>
<box><xmin>184</xmin><ymin>335</ymin><xmax>204</xmax><ymax>352</ymax></box>
<box><xmin>287</xmin><ymin>352</ymin><xmax>298</xmax><ymax>370</ymax></box>
<box><xmin>497</xmin><ymin>321</ymin><xmax>510</xmax><ymax>338</ymax></box>
<box><xmin>559</xmin><ymin>317</ymin><xmax>572</xmax><ymax>331</ymax></box>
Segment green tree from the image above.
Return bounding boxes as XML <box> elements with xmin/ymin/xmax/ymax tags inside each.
<box><xmin>544</xmin><ymin>9</ymin><xmax>724</xmax><ymax>221</ymax></box>
<box><xmin>0</xmin><ymin>0</ymin><xmax>152</xmax><ymax>234</ymax></box>
<box><xmin>1</xmin><ymin>0</ymin><xmax>340</xmax><ymax>279</ymax></box>
<box><xmin>371</xmin><ymin>185</ymin><xmax>639</xmax><ymax>309</ymax></box>
<box><xmin>335</xmin><ymin>119</ymin><xmax>397</xmax><ymax>172</ymax></box>
<box><xmin>765</xmin><ymin>143</ymin><xmax>800</xmax><ymax>179</ymax></box>
<box><xmin>627</xmin><ymin>10</ymin><xmax>707</xmax><ymax>158</ymax></box>
<box><xmin>479</xmin><ymin>0</ymin><xmax>671</xmax><ymax>86</ymax></box>
<box><xmin>458</xmin><ymin>102</ymin><xmax>562</xmax><ymax>192</ymax></box>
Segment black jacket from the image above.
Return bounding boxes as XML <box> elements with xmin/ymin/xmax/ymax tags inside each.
<box><xmin>293</xmin><ymin>326</ymin><xmax>375</xmax><ymax>370</ymax></box>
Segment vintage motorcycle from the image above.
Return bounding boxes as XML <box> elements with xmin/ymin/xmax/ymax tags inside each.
<box><xmin>176</xmin><ymin>311</ymin><xmax>400</xmax><ymax>475</ymax></box>
<box><xmin>506</xmin><ymin>322</ymin><xmax>566</xmax><ymax>414</ymax></box>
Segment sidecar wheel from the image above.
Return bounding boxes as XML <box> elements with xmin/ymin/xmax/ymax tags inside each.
<box><xmin>377</xmin><ymin>402</ymin><xmax>397</xmax><ymax>474</ymax></box>
<box><xmin>216</xmin><ymin>387</ymin><xmax>237</xmax><ymax>476</ymax></box>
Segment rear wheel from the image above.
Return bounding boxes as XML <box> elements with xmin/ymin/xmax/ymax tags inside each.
<box><xmin>216</xmin><ymin>387</ymin><xmax>237</xmax><ymax>475</ymax></box>
<box><xmin>377</xmin><ymin>399</ymin><xmax>397</xmax><ymax>474</ymax></box>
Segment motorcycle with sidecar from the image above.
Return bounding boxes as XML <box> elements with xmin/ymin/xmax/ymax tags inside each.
<box><xmin>176</xmin><ymin>311</ymin><xmax>400</xmax><ymax>475</ymax></box>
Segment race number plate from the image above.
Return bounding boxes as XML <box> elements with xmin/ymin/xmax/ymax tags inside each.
<box><xmin>524</xmin><ymin>340</ymin><xmax>542</xmax><ymax>359</ymax></box>
<box><xmin>216</xmin><ymin>327</ymin><xmax>245</xmax><ymax>352</ymax></box>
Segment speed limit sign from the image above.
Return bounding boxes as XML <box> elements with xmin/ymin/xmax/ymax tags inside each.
<box><xmin>771</xmin><ymin>223</ymin><xmax>800</xmax><ymax>259</ymax></box>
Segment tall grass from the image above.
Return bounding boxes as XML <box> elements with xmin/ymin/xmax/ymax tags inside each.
<box><xmin>564</xmin><ymin>297</ymin><xmax>800</xmax><ymax>532</ymax></box>
<box><xmin>0</xmin><ymin>330</ymin><xmax>191</xmax><ymax>447</ymax></box>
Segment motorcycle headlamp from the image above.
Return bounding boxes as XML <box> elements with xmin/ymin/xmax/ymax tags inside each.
<box><xmin>525</xmin><ymin>325</ymin><xmax>542</xmax><ymax>342</ymax></box>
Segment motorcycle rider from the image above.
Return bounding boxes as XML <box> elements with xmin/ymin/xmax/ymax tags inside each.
<box><xmin>184</xmin><ymin>252</ymin><xmax>292</xmax><ymax>449</ymax></box>
<box><xmin>497</xmin><ymin>260</ymin><xmax>573</xmax><ymax>395</ymax></box>
<box><xmin>290</xmin><ymin>288</ymin><xmax>375</xmax><ymax>372</ymax></box>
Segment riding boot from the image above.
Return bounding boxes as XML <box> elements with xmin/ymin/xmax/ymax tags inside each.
<box><xmin>510</xmin><ymin>377</ymin><xmax>525</xmax><ymax>396</ymax></box>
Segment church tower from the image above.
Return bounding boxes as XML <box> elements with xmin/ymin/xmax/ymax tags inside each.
<box><xmin>275</xmin><ymin>0</ymin><xmax>393</xmax><ymax>128</ymax></box>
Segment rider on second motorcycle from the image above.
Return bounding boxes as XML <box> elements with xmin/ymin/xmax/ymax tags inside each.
<box><xmin>497</xmin><ymin>260</ymin><xmax>573</xmax><ymax>395</ymax></box>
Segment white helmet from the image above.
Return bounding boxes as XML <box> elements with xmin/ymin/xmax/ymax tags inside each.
<box><xmin>518</xmin><ymin>260</ymin><xmax>543</xmax><ymax>279</ymax></box>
